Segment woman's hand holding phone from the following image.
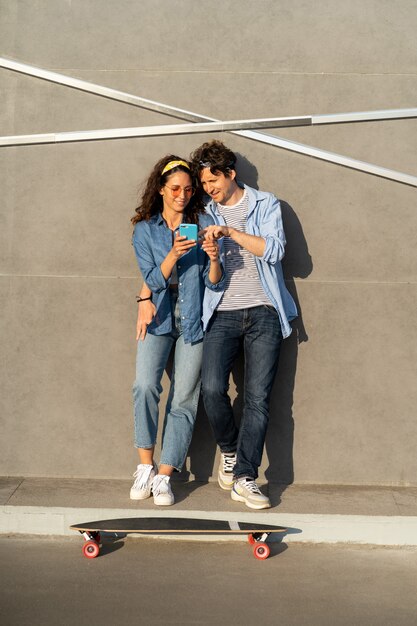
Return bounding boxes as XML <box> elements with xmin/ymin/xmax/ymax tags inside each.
<box><xmin>172</xmin><ymin>232</ymin><xmax>196</xmax><ymax>259</ymax></box>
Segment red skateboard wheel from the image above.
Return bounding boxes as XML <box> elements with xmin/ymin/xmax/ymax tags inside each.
<box><xmin>82</xmin><ymin>540</ymin><xmax>100</xmax><ymax>559</ymax></box>
<box><xmin>253</xmin><ymin>542</ymin><xmax>270</xmax><ymax>560</ymax></box>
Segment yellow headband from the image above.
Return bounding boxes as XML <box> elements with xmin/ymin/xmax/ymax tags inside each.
<box><xmin>161</xmin><ymin>160</ymin><xmax>190</xmax><ymax>176</ymax></box>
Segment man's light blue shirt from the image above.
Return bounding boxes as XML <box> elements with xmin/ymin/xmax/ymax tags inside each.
<box><xmin>202</xmin><ymin>184</ymin><xmax>298</xmax><ymax>339</ymax></box>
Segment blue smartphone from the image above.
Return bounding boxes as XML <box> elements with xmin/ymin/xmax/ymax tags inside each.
<box><xmin>179</xmin><ymin>223</ymin><xmax>198</xmax><ymax>242</ymax></box>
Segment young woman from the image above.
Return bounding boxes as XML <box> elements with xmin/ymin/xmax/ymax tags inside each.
<box><xmin>130</xmin><ymin>155</ymin><xmax>224</xmax><ymax>505</ymax></box>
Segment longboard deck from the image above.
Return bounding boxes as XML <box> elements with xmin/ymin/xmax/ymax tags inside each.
<box><xmin>71</xmin><ymin>517</ymin><xmax>287</xmax><ymax>560</ymax></box>
<box><xmin>70</xmin><ymin>517</ymin><xmax>287</xmax><ymax>534</ymax></box>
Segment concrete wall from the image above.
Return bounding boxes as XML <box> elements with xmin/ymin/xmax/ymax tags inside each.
<box><xmin>1</xmin><ymin>0</ymin><xmax>416</xmax><ymax>484</ymax></box>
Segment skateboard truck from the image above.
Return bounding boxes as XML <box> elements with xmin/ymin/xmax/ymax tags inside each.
<box><xmin>248</xmin><ymin>532</ymin><xmax>271</xmax><ymax>560</ymax></box>
<box><xmin>81</xmin><ymin>531</ymin><xmax>101</xmax><ymax>559</ymax></box>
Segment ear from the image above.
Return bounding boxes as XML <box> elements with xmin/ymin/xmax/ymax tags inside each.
<box><xmin>159</xmin><ymin>187</ymin><xmax>164</xmax><ymax>196</ymax></box>
<box><xmin>228</xmin><ymin>169</ymin><xmax>236</xmax><ymax>181</ymax></box>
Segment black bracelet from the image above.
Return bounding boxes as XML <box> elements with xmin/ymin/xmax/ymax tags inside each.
<box><xmin>136</xmin><ymin>296</ymin><xmax>152</xmax><ymax>303</ymax></box>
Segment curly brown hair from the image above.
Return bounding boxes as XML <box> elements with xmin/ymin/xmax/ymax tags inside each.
<box><xmin>131</xmin><ymin>155</ymin><xmax>205</xmax><ymax>225</ymax></box>
<box><xmin>189</xmin><ymin>140</ymin><xmax>236</xmax><ymax>179</ymax></box>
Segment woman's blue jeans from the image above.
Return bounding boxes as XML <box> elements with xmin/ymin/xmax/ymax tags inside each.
<box><xmin>201</xmin><ymin>305</ymin><xmax>283</xmax><ymax>480</ymax></box>
<box><xmin>132</xmin><ymin>296</ymin><xmax>203</xmax><ymax>471</ymax></box>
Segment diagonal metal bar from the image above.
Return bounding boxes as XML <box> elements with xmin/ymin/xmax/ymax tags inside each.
<box><xmin>1</xmin><ymin>56</ymin><xmax>416</xmax><ymax>187</ymax></box>
<box><xmin>2</xmin><ymin>57</ymin><xmax>417</xmax><ymax>127</ymax></box>
<box><xmin>0</xmin><ymin>57</ymin><xmax>210</xmax><ymax>122</ymax></box>
<box><xmin>235</xmin><ymin>130</ymin><xmax>417</xmax><ymax>187</ymax></box>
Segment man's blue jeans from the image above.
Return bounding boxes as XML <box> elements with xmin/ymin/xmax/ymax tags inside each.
<box><xmin>202</xmin><ymin>306</ymin><xmax>283</xmax><ymax>480</ymax></box>
<box><xmin>133</xmin><ymin>295</ymin><xmax>203</xmax><ymax>471</ymax></box>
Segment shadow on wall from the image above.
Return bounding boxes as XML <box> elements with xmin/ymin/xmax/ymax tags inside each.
<box><xmin>186</xmin><ymin>152</ymin><xmax>313</xmax><ymax>485</ymax></box>
<box><xmin>266</xmin><ymin>198</ymin><xmax>312</xmax><ymax>484</ymax></box>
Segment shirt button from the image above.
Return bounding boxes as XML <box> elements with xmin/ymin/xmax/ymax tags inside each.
<box><xmin>179</xmin><ymin>282</ymin><xmax>182</xmax><ymax>286</ymax></box>
<box><xmin>181</xmin><ymin>299</ymin><xmax>184</xmax><ymax>303</ymax></box>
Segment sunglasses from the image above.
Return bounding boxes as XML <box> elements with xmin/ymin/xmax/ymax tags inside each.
<box><xmin>164</xmin><ymin>185</ymin><xmax>195</xmax><ymax>197</ymax></box>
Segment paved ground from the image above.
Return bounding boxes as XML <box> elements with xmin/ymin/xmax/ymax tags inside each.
<box><xmin>1</xmin><ymin>536</ymin><xmax>417</xmax><ymax>625</ymax></box>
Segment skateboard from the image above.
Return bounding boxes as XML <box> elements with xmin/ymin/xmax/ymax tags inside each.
<box><xmin>70</xmin><ymin>517</ymin><xmax>287</xmax><ymax>560</ymax></box>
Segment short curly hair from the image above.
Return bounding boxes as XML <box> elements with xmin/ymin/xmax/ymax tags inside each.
<box><xmin>189</xmin><ymin>140</ymin><xmax>236</xmax><ymax>178</ymax></box>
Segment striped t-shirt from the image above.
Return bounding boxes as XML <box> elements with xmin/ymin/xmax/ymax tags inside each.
<box><xmin>217</xmin><ymin>191</ymin><xmax>270</xmax><ymax>311</ymax></box>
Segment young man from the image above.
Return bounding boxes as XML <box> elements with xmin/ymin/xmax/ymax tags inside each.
<box><xmin>190</xmin><ymin>140</ymin><xmax>298</xmax><ymax>510</ymax></box>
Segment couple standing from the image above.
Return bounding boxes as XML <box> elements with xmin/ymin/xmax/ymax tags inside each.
<box><xmin>130</xmin><ymin>140</ymin><xmax>297</xmax><ymax>509</ymax></box>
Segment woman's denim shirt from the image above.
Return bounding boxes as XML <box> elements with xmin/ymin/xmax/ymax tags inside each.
<box><xmin>133</xmin><ymin>212</ymin><xmax>225</xmax><ymax>344</ymax></box>
<box><xmin>202</xmin><ymin>184</ymin><xmax>298</xmax><ymax>339</ymax></box>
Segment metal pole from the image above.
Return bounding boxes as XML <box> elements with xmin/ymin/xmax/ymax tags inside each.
<box><xmin>3</xmin><ymin>108</ymin><xmax>417</xmax><ymax>147</ymax></box>
<box><xmin>0</xmin><ymin>57</ymin><xmax>210</xmax><ymax>123</ymax></box>
<box><xmin>1</xmin><ymin>57</ymin><xmax>416</xmax><ymax>187</ymax></box>
<box><xmin>0</xmin><ymin>117</ymin><xmax>313</xmax><ymax>147</ymax></box>
<box><xmin>237</xmin><ymin>130</ymin><xmax>417</xmax><ymax>188</ymax></box>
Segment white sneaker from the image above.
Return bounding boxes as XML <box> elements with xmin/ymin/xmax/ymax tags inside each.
<box><xmin>130</xmin><ymin>463</ymin><xmax>157</xmax><ymax>500</ymax></box>
<box><xmin>231</xmin><ymin>477</ymin><xmax>271</xmax><ymax>510</ymax></box>
<box><xmin>152</xmin><ymin>474</ymin><xmax>175</xmax><ymax>506</ymax></box>
<box><xmin>218</xmin><ymin>452</ymin><xmax>237</xmax><ymax>490</ymax></box>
